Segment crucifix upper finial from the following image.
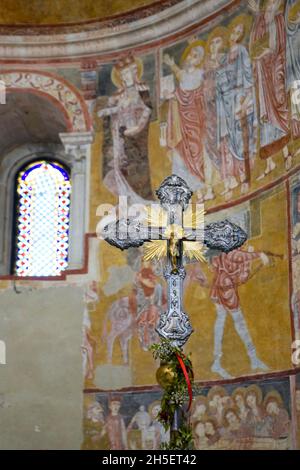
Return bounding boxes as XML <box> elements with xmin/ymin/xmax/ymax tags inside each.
<box><xmin>156</xmin><ymin>174</ymin><xmax>193</xmax><ymax>209</ymax></box>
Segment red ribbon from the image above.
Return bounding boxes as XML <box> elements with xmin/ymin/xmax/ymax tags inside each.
<box><xmin>175</xmin><ymin>353</ymin><xmax>193</xmax><ymax>411</ymax></box>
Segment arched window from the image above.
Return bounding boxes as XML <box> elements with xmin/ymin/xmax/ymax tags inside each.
<box><xmin>14</xmin><ymin>160</ymin><xmax>71</xmax><ymax>277</ymax></box>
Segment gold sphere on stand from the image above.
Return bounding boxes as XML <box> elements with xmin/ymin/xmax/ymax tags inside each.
<box><xmin>156</xmin><ymin>363</ymin><xmax>176</xmax><ymax>389</ymax></box>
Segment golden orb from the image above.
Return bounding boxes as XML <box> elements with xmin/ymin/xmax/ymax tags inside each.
<box><xmin>156</xmin><ymin>364</ymin><xmax>176</xmax><ymax>389</ymax></box>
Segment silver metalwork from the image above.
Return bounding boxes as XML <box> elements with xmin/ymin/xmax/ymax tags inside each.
<box><xmin>103</xmin><ymin>174</ymin><xmax>247</xmax><ymax>348</ymax></box>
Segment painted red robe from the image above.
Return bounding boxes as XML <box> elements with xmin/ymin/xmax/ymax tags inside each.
<box><xmin>251</xmin><ymin>11</ymin><xmax>289</xmax><ymax>158</ymax></box>
<box><xmin>106</xmin><ymin>414</ymin><xmax>127</xmax><ymax>450</ymax></box>
<box><xmin>129</xmin><ymin>267</ymin><xmax>166</xmax><ymax>348</ymax></box>
<box><xmin>210</xmin><ymin>249</ymin><xmax>260</xmax><ymax>310</ymax></box>
<box><xmin>168</xmin><ymin>86</ymin><xmax>206</xmax><ymax>181</ymax></box>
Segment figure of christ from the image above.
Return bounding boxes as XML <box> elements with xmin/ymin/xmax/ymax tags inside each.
<box><xmin>286</xmin><ymin>0</ymin><xmax>300</xmax><ymax>144</ymax></box>
<box><xmin>98</xmin><ymin>54</ymin><xmax>153</xmax><ymax>204</ymax></box>
<box><xmin>209</xmin><ymin>246</ymin><xmax>269</xmax><ymax>379</ymax></box>
<box><xmin>100</xmin><ymin>397</ymin><xmax>128</xmax><ymax>450</ymax></box>
<box><xmin>216</xmin><ymin>15</ymin><xmax>258</xmax><ymax>199</ymax></box>
<box><xmin>249</xmin><ymin>0</ymin><xmax>291</xmax><ymax>177</ymax></box>
<box><xmin>163</xmin><ymin>40</ymin><xmax>217</xmax><ymax>201</ymax></box>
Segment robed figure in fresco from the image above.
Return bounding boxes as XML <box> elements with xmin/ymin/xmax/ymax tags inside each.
<box><xmin>216</xmin><ymin>15</ymin><xmax>258</xmax><ymax>197</ymax></box>
<box><xmin>163</xmin><ymin>40</ymin><xmax>218</xmax><ymax>201</ymax></box>
<box><xmin>100</xmin><ymin>397</ymin><xmax>128</xmax><ymax>450</ymax></box>
<box><xmin>98</xmin><ymin>54</ymin><xmax>153</xmax><ymax>203</ymax></box>
<box><xmin>286</xmin><ymin>0</ymin><xmax>300</xmax><ymax>141</ymax></box>
<box><xmin>249</xmin><ymin>0</ymin><xmax>291</xmax><ymax>177</ymax></box>
<box><xmin>203</xmin><ymin>27</ymin><xmax>229</xmax><ymax>199</ymax></box>
<box><xmin>209</xmin><ymin>246</ymin><xmax>269</xmax><ymax>379</ymax></box>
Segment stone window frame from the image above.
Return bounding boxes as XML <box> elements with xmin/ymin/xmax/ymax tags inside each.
<box><xmin>0</xmin><ymin>131</ymin><xmax>93</xmax><ymax>276</ymax></box>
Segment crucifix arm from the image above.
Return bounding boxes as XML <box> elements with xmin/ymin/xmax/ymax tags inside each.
<box><xmin>102</xmin><ymin>217</ymin><xmax>247</xmax><ymax>254</ymax></box>
<box><xmin>184</xmin><ymin>220</ymin><xmax>247</xmax><ymax>253</ymax></box>
<box><xmin>102</xmin><ymin>217</ymin><xmax>153</xmax><ymax>251</ymax></box>
<box><xmin>203</xmin><ymin>219</ymin><xmax>247</xmax><ymax>253</ymax></box>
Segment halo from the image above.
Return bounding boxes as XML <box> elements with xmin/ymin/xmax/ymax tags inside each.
<box><xmin>180</xmin><ymin>39</ymin><xmax>206</xmax><ymax>68</ymax></box>
<box><xmin>191</xmin><ymin>395</ymin><xmax>207</xmax><ymax>413</ymax></box>
<box><xmin>205</xmin><ymin>26</ymin><xmax>229</xmax><ymax>56</ymax></box>
<box><xmin>222</xmin><ymin>406</ymin><xmax>240</xmax><ymax>426</ymax></box>
<box><xmin>263</xmin><ymin>390</ymin><xmax>283</xmax><ymax>408</ymax></box>
<box><xmin>245</xmin><ymin>384</ymin><xmax>263</xmax><ymax>405</ymax></box>
<box><xmin>111</xmin><ymin>57</ymin><xmax>144</xmax><ymax>89</ymax></box>
<box><xmin>207</xmin><ymin>385</ymin><xmax>227</xmax><ymax>401</ymax></box>
<box><xmin>228</xmin><ymin>13</ymin><xmax>253</xmax><ymax>41</ymax></box>
<box><xmin>232</xmin><ymin>386</ymin><xmax>246</xmax><ymax>400</ymax></box>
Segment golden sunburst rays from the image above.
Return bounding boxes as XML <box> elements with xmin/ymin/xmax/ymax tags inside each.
<box><xmin>143</xmin><ymin>239</ymin><xmax>207</xmax><ymax>263</ymax></box>
<box><xmin>143</xmin><ymin>240</ymin><xmax>167</xmax><ymax>262</ymax></box>
<box><xmin>143</xmin><ymin>203</ymin><xmax>206</xmax><ymax>263</ymax></box>
<box><xmin>145</xmin><ymin>203</ymin><xmax>205</xmax><ymax>231</ymax></box>
<box><xmin>143</xmin><ymin>228</ymin><xmax>207</xmax><ymax>264</ymax></box>
<box><xmin>183</xmin><ymin>204</ymin><xmax>205</xmax><ymax>230</ymax></box>
<box><xmin>183</xmin><ymin>241</ymin><xmax>207</xmax><ymax>263</ymax></box>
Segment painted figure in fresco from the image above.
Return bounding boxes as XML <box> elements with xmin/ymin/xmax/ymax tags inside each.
<box><xmin>127</xmin><ymin>405</ymin><xmax>151</xmax><ymax>450</ymax></box>
<box><xmin>207</xmin><ymin>386</ymin><xmax>230</xmax><ymax>426</ymax></box>
<box><xmin>102</xmin><ymin>296</ymin><xmax>134</xmax><ymax>364</ymax></box>
<box><xmin>143</xmin><ymin>400</ymin><xmax>170</xmax><ymax>449</ymax></box>
<box><xmin>263</xmin><ymin>392</ymin><xmax>291</xmax><ymax>439</ymax></box>
<box><xmin>163</xmin><ymin>40</ymin><xmax>217</xmax><ymax>200</ymax></box>
<box><xmin>216</xmin><ymin>15</ymin><xmax>258</xmax><ymax>198</ymax></box>
<box><xmin>100</xmin><ymin>396</ymin><xmax>127</xmax><ymax>450</ymax></box>
<box><xmin>286</xmin><ymin>0</ymin><xmax>300</xmax><ymax>142</ymax></box>
<box><xmin>244</xmin><ymin>385</ymin><xmax>266</xmax><ymax>437</ymax></box>
<box><xmin>82</xmin><ymin>282</ymin><xmax>99</xmax><ymax>381</ymax></box>
<box><xmin>203</xmin><ymin>27</ymin><xmax>230</xmax><ymax>198</ymax></box>
<box><xmin>223</xmin><ymin>408</ymin><xmax>243</xmax><ymax>439</ymax></box>
<box><xmin>98</xmin><ymin>54</ymin><xmax>153</xmax><ymax>203</ymax></box>
<box><xmin>190</xmin><ymin>396</ymin><xmax>208</xmax><ymax>425</ymax></box>
<box><xmin>209</xmin><ymin>246</ymin><xmax>269</xmax><ymax>379</ymax></box>
<box><xmin>102</xmin><ymin>260</ymin><xmax>166</xmax><ymax>363</ymax></box>
<box><xmin>82</xmin><ymin>308</ymin><xmax>96</xmax><ymax>380</ymax></box>
<box><xmin>249</xmin><ymin>0</ymin><xmax>291</xmax><ymax>177</ymax></box>
<box><xmin>83</xmin><ymin>401</ymin><xmax>106</xmax><ymax>449</ymax></box>
<box><xmin>232</xmin><ymin>387</ymin><xmax>249</xmax><ymax>423</ymax></box>
<box><xmin>190</xmin><ymin>384</ymin><xmax>291</xmax><ymax>450</ymax></box>
<box><xmin>203</xmin><ymin>418</ymin><xmax>222</xmax><ymax>448</ymax></box>
<box><xmin>129</xmin><ymin>259</ymin><xmax>166</xmax><ymax>351</ymax></box>
<box><xmin>193</xmin><ymin>421</ymin><xmax>209</xmax><ymax>449</ymax></box>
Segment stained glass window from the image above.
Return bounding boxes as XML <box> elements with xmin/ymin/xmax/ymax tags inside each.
<box><xmin>15</xmin><ymin>161</ymin><xmax>71</xmax><ymax>277</ymax></box>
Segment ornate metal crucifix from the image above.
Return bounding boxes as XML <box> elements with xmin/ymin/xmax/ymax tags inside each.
<box><xmin>102</xmin><ymin>174</ymin><xmax>247</xmax><ymax>349</ymax></box>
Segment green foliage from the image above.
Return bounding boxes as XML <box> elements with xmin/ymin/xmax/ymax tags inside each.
<box><xmin>161</xmin><ymin>425</ymin><xmax>194</xmax><ymax>450</ymax></box>
<box><xmin>150</xmin><ymin>339</ymin><xmax>194</xmax><ymax>450</ymax></box>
